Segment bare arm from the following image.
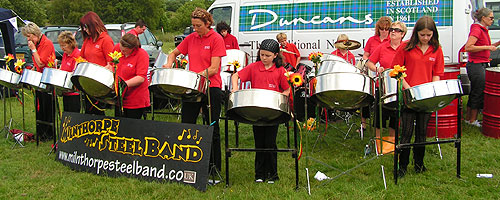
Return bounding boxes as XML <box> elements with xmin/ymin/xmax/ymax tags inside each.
<box><xmin>432</xmin><ymin>75</ymin><xmax>440</xmax><ymax>82</ymax></box>
<box><xmin>199</xmin><ymin>57</ymin><xmax>221</xmax><ymax>77</ymax></box>
<box><xmin>231</xmin><ymin>72</ymin><xmax>240</xmax><ymax>93</ymax></box>
<box><xmin>365</xmin><ymin>60</ymin><xmax>384</xmax><ymax>73</ymax></box>
<box><xmin>295</xmin><ymin>56</ymin><xmax>300</xmax><ymax>68</ymax></box>
<box><xmin>125</xmin><ymin>76</ymin><xmax>145</xmax><ymax>87</ymax></box>
<box><xmin>282</xmin><ymin>87</ymin><xmax>291</xmax><ymax>96</ymax></box>
<box><xmin>362</xmin><ymin>52</ymin><xmax>370</xmax><ymax>60</ymax></box>
<box><xmin>28</xmin><ymin>41</ymin><xmax>45</xmax><ymax>69</ymax></box>
<box><xmin>465</xmin><ymin>36</ymin><xmax>496</xmax><ymax>52</ymax></box>
<box><xmin>162</xmin><ymin>48</ymin><xmax>181</xmax><ymax>68</ymax></box>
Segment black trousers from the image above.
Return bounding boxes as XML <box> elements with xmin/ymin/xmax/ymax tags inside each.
<box><xmin>63</xmin><ymin>95</ymin><xmax>81</xmax><ymax>113</ymax></box>
<box><xmin>253</xmin><ymin>125</ymin><xmax>279</xmax><ymax>180</ymax></box>
<box><xmin>181</xmin><ymin>87</ymin><xmax>222</xmax><ymax>172</ymax></box>
<box><xmin>35</xmin><ymin>91</ymin><xmax>55</xmax><ymax>141</ymax></box>
<box><xmin>399</xmin><ymin>109</ymin><xmax>431</xmax><ymax>170</ymax></box>
<box><xmin>466</xmin><ymin>62</ymin><xmax>487</xmax><ymax>109</ymax></box>
<box><xmin>373</xmin><ymin>89</ymin><xmax>396</xmax><ymax>129</ymax></box>
<box><xmin>84</xmin><ymin>95</ymin><xmax>106</xmax><ymax>115</ymax></box>
<box><xmin>117</xmin><ymin>107</ymin><xmax>146</xmax><ymax>119</ymax></box>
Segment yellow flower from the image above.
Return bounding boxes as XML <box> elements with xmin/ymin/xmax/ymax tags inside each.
<box><xmin>4</xmin><ymin>54</ymin><xmax>14</xmax><ymax>64</ymax></box>
<box><xmin>182</xmin><ymin>59</ymin><xmax>188</xmax><ymax>65</ymax></box>
<box><xmin>74</xmin><ymin>56</ymin><xmax>87</xmax><ymax>64</ymax></box>
<box><xmin>47</xmin><ymin>54</ymin><xmax>55</xmax><ymax>68</ymax></box>
<box><xmin>14</xmin><ymin>59</ymin><xmax>25</xmax><ymax>74</ymax></box>
<box><xmin>108</xmin><ymin>51</ymin><xmax>123</xmax><ymax>64</ymax></box>
<box><xmin>308</xmin><ymin>52</ymin><xmax>323</xmax><ymax>68</ymax></box>
<box><xmin>390</xmin><ymin>65</ymin><xmax>407</xmax><ymax>80</ymax></box>
<box><xmin>303</xmin><ymin>118</ymin><xmax>316</xmax><ymax>131</ymax></box>
<box><xmin>289</xmin><ymin>73</ymin><xmax>304</xmax><ymax>87</ymax></box>
<box><xmin>230</xmin><ymin>60</ymin><xmax>240</xmax><ymax>69</ymax></box>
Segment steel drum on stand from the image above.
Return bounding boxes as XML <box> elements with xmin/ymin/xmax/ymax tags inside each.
<box><xmin>482</xmin><ymin>67</ymin><xmax>500</xmax><ymax>138</ymax></box>
<box><xmin>41</xmin><ymin>68</ymin><xmax>74</xmax><ymax>95</ymax></box>
<box><xmin>403</xmin><ymin>79</ymin><xmax>462</xmax><ymax>113</ymax></box>
<box><xmin>71</xmin><ymin>62</ymin><xmax>124</xmax><ymax>105</ymax></box>
<box><xmin>312</xmin><ymin>72</ymin><xmax>374</xmax><ymax>110</ymax></box>
<box><xmin>227</xmin><ymin>89</ymin><xmax>291</xmax><ymax>125</ymax></box>
<box><xmin>149</xmin><ymin>68</ymin><xmax>207</xmax><ymax>102</ymax></box>
<box><xmin>426</xmin><ymin>66</ymin><xmax>460</xmax><ymax>138</ymax></box>
<box><xmin>0</xmin><ymin>68</ymin><xmax>21</xmax><ymax>89</ymax></box>
<box><xmin>379</xmin><ymin>68</ymin><xmax>398</xmax><ymax>110</ymax></box>
<box><xmin>19</xmin><ymin>69</ymin><xmax>48</xmax><ymax>92</ymax></box>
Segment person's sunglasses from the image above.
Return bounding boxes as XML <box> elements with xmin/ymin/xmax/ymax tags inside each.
<box><xmin>380</xmin><ymin>27</ymin><xmax>390</xmax><ymax>31</ymax></box>
<box><xmin>489</xmin><ymin>16</ymin><xmax>495</xmax><ymax>20</ymax></box>
<box><xmin>389</xmin><ymin>28</ymin><xmax>404</xmax><ymax>33</ymax></box>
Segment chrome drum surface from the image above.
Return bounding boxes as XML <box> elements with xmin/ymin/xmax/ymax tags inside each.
<box><xmin>403</xmin><ymin>79</ymin><xmax>462</xmax><ymax>112</ymax></box>
<box><xmin>149</xmin><ymin>68</ymin><xmax>207</xmax><ymax>102</ymax></box>
<box><xmin>0</xmin><ymin>68</ymin><xmax>21</xmax><ymax>89</ymax></box>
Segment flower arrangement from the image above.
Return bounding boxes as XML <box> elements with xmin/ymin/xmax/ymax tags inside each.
<box><xmin>308</xmin><ymin>52</ymin><xmax>323</xmax><ymax>72</ymax></box>
<box><xmin>108</xmin><ymin>51</ymin><xmax>123</xmax><ymax>65</ymax></box>
<box><xmin>389</xmin><ymin>65</ymin><xmax>407</xmax><ymax>80</ymax></box>
<box><xmin>47</xmin><ymin>54</ymin><xmax>56</xmax><ymax>68</ymax></box>
<box><xmin>14</xmin><ymin>59</ymin><xmax>25</xmax><ymax>74</ymax></box>
<box><xmin>285</xmin><ymin>71</ymin><xmax>304</xmax><ymax>87</ymax></box>
<box><xmin>303</xmin><ymin>117</ymin><xmax>317</xmax><ymax>131</ymax></box>
<box><xmin>74</xmin><ymin>56</ymin><xmax>87</xmax><ymax>64</ymax></box>
<box><xmin>174</xmin><ymin>55</ymin><xmax>188</xmax><ymax>69</ymax></box>
<box><xmin>4</xmin><ymin>54</ymin><xmax>14</xmax><ymax>64</ymax></box>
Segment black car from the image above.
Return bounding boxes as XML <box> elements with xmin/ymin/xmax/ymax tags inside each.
<box><xmin>14</xmin><ymin>26</ymin><xmax>80</xmax><ymax>67</ymax></box>
<box><xmin>174</xmin><ymin>26</ymin><xmax>194</xmax><ymax>47</ymax></box>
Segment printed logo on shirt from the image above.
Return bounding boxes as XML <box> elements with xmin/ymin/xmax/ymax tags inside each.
<box><xmin>429</xmin><ymin>57</ymin><xmax>436</xmax><ymax>61</ymax></box>
<box><xmin>204</xmin><ymin>46</ymin><xmax>210</xmax><ymax>50</ymax></box>
<box><xmin>268</xmin><ymin>84</ymin><xmax>276</xmax><ymax>89</ymax></box>
<box><xmin>95</xmin><ymin>44</ymin><xmax>100</xmax><ymax>49</ymax></box>
<box><xmin>127</xmin><ymin>63</ymin><xmax>133</xmax><ymax>68</ymax></box>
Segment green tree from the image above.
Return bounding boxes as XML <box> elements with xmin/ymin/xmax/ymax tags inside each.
<box><xmin>0</xmin><ymin>0</ymin><xmax>48</xmax><ymax>26</ymax></box>
<box><xmin>165</xmin><ymin>0</ymin><xmax>208</xmax><ymax>32</ymax></box>
<box><xmin>47</xmin><ymin>0</ymin><xmax>94</xmax><ymax>25</ymax></box>
<box><xmin>94</xmin><ymin>0</ymin><xmax>164</xmax><ymax>29</ymax></box>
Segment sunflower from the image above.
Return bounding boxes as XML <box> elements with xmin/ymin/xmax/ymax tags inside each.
<box><xmin>289</xmin><ymin>73</ymin><xmax>304</xmax><ymax>87</ymax></box>
<box><xmin>181</xmin><ymin>58</ymin><xmax>188</xmax><ymax>66</ymax></box>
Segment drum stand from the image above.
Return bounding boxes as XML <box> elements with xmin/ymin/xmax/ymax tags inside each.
<box><xmin>393</xmin><ymin>89</ymin><xmax>462</xmax><ymax>184</ymax></box>
<box><xmin>2</xmin><ymin>86</ymin><xmax>14</xmax><ymax>137</ymax></box>
<box><xmin>48</xmin><ymin>89</ymin><xmax>61</xmax><ymax>155</ymax></box>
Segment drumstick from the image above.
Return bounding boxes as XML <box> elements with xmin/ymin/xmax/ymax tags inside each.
<box><xmin>280</xmin><ymin>48</ymin><xmax>296</xmax><ymax>55</ymax></box>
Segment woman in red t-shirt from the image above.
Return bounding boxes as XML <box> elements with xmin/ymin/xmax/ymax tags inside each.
<box><xmin>105</xmin><ymin>34</ymin><xmax>150</xmax><ymax>119</ymax></box>
<box><xmin>79</xmin><ymin>11</ymin><xmax>115</xmax><ymax>116</ymax></box>
<box><xmin>391</xmin><ymin>16</ymin><xmax>444</xmax><ymax>178</ymax></box>
<box><xmin>57</xmin><ymin>31</ymin><xmax>81</xmax><ymax>113</ymax></box>
<box><xmin>231</xmin><ymin>39</ymin><xmax>290</xmax><ymax>184</ymax></box>
<box><xmin>464</xmin><ymin>8</ymin><xmax>500</xmax><ymax>128</ymax></box>
<box><xmin>363</xmin><ymin>16</ymin><xmax>392</xmax><ymax>60</ymax></box>
<box><xmin>365</xmin><ymin>21</ymin><xmax>407</xmax><ymax>143</ymax></box>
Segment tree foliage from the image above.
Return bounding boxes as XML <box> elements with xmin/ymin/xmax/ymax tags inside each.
<box><xmin>47</xmin><ymin>0</ymin><xmax>93</xmax><ymax>25</ymax></box>
<box><xmin>0</xmin><ymin>0</ymin><xmax>48</xmax><ymax>26</ymax></box>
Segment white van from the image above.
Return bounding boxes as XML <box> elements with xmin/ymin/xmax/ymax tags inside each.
<box><xmin>208</xmin><ymin>0</ymin><xmax>481</xmax><ymax>66</ymax></box>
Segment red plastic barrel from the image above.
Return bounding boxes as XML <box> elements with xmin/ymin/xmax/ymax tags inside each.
<box><xmin>426</xmin><ymin>66</ymin><xmax>460</xmax><ymax>138</ymax></box>
<box><xmin>482</xmin><ymin>67</ymin><xmax>500</xmax><ymax>138</ymax></box>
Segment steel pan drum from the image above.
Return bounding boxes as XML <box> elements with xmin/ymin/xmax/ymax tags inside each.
<box><xmin>227</xmin><ymin>89</ymin><xmax>291</xmax><ymax>125</ymax></box>
<box><xmin>20</xmin><ymin>69</ymin><xmax>47</xmax><ymax>91</ymax></box>
<box><xmin>317</xmin><ymin>58</ymin><xmax>359</xmax><ymax>76</ymax></box>
<box><xmin>149</xmin><ymin>68</ymin><xmax>207</xmax><ymax>101</ymax></box>
<box><xmin>0</xmin><ymin>68</ymin><xmax>21</xmax><ymax>89</ymax></box>
<box><xmin>41</xmin><ymin>68</ymin><xmax>73</xmax><ymax>94</ymax></box>
<box><xmin>313</xmin><ymin>72</ymin><xmax>374</xmax><ymax>110</ymax></box>
<box><xmin>379</xmin><ymin>69</ymin><xmax>398</xmax><ymax>109</ymax></box>
<box><xmin>71</xmin><ymin>62</ymin><xmax>123</xmax><ymax>104</ymax></box>
<box><xmin>221</xmin><ymin>49</ymin><xmax>249</xmax><ymax>72</ymax></box>
<box><xmin>403</xmin><ymin>79</ymin><xmax>462</xmax><ymax>113</ymax></box>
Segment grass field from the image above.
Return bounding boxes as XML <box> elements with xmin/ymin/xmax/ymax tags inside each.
<box><xmin>1</xmin><ymin>89</ymin><xmax>500</xmax><ymax>199</ymax></box>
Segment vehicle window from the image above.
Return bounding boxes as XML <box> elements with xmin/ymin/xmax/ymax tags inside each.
<box><xmin>15</xmin><ymin>32</ymin><xmax>27</xmax><ymax>46</ymax></box>
<box><xmin>184</xmin><ymin>27</ymin><xmax>193</xmax><ymax>35</ymax></box>
<box><xmin>0</xmin><ymin>35</ymin><xmax>5</xmax><ymax>58</ymax></box>
<box><xmin>487</xmin><ymin>1</ymin><xmax>500</xmax><ymax>30</ymax></box>
<box><xmin>45</xmin><ymin>31</ymin><xmax>60</xmax><ymax>43</ymax></box>
<box><xmin>210</xmin><ymin>6</ymin><xmax>232</xmax><ymax>26</ymax></box>
<box><xmin>144</xmin><ymin>30</ymin><xmax>155</xmax><ymax>45</ymax></box>
<box><xmin>107</xmin><ymin>30</ymin><xmax>122</xmax><ymax>44</ymax></box>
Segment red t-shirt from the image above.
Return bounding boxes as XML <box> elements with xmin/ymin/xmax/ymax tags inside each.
<box><xmin>468</xmin><ymin>23</ymin><xmax>492</xmax><ymax>63</ymax></box>
<box><xmin>391</xmin><ymin>42</ymin><xmax>445</xmax><ymax>87</ymax></box>
<box><xmin>223</xmin><ymin>33</ymin><xmax>239</xmax><ymax>50</ymax></box>
<box><xmin>237</xmin><ymin>61</ymin><xmax>290</xmax><ymax>93</ymax></box>
<box><xmin>177</xmin><ymin>29</ymin><xmax>226</xmax><ymax>88</ymax></box>
<box><xmin>331</xmin><ymin>49</ymin><xmax>356</xmax><ymax>65</ymax></box>
<box><xmin>281</xmin><ymin>43</ymin><xmax>301</xmax><ymax>68</ymax></box>
<box><xmin>364</xmin><ymin>35</ymin><xmax>390</xmax><ymax>55</ymax></box>
<box><xmin>369</xmin><ymin>41</ymin><xmax>399</xmax><ymax>69</ymax></box>
<box><xmin>127</xmin><ymin>29</ymin><xmax>139</xmax><ymax>37</ymax></box>
<box><xmin>33</xmin><ymin>34</ymin><xmax>55</xmax><ymax>72</ymax></box>
<box><xmin>113</xmin><ymin>45</ymin><xmax>151</xmax><ymax>109</ymax></box>
<box><xmin>81</xmin><ymin>32</ymin><xmax>114</xmax><ymax>66</ymax></box>
<box><xmin>60</xmin><ymin>48</ymin><xmax>80</xmax><ymax>96</ymax></box>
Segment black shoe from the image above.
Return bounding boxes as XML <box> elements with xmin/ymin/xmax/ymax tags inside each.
<box><xmin>415</xmin><ymin>165</ymin><xmax>427</xmax><ymax>173</ymax></box>
<box><xmin>398</xmin><ymin>168</ymin><xmax>407</xmax><ymax>178</ymax></box>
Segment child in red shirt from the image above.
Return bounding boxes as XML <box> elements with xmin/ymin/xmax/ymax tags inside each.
<box><xmin>391</xmin><ymin>16</ymin><xmax>445</xmax><ymax>178</ymax></box>
<box><xmin>57</xmin><ymin>31</ymin><xmax>81</xmax><ymax>113</ymax></box>
<box><xmin>331</xmin><ymin>34</ymin><xmax>356</xmax><ymax>65</ymax></box>
<box><xmin>231</xmin><ymin>39</ymin><xmax>290</xmax><ymax>184</ymax></box>
<box><xmin>277</xmin><ymin>33</ymin><xmax>300</xmax><ymax>69</ymax></box>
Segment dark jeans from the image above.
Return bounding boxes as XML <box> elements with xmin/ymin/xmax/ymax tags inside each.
<box><xmin>466</xmin><ymin>62</ymin><xmax>487</xmax><ymax>109</ymax></box>
<box><xmin>253</xmin><ymin>125</ymin><xmax>279</xmax><ymax>180</ymax></box>
<box><xmin>63</xmin><ymin>95</ymin><xmax>81</xmax><ymax>112</ymax></box>
<box><xmin>399</xmin><ymin>109</ymin><xmax>431</xmax><ymax>170</ymax></box>
<box><xmin>115</xmin><ymin>107</ymin><xmax>147</xmax><ymax>119</ymax></box>
<box><xmin>35</xmin><ymin>91</ymin><xmax>55</xmax><ymax>141</ymax></box>
<box><xmin>181</xmin><ymin>87</ymin><xmax>222</xmax><ymax>172</ymax></box>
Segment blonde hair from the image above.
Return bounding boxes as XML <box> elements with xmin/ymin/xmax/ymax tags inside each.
<box><xmin>191</xmin><ymin>7</ymin><xmax>214</xmax><ymax>26</ymax></box>
<box><xmin>57</xmin><ymin>31</ymin><xmax>77</xmax><ymax>49</ymax></box>
<box><xmin>276</xmin><ymin>33</ymin><xmax>287</xmax><ymax>41</ymax></box>
<box><xmin>21</xmin><ymin>22</ymin><xmax>42</xmax><ymax>37</ymax></box>
<box><xmin>392</xmin><ymin>21</ymin><xmax>408</xmax><ymax>36</ymax></box>
<box><xmin>336</xmin><ymin>34</ymin><xmax>349</xmax><ymax>42</ymax></box>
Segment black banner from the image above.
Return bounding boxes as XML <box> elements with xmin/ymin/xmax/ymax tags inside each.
<box><xmin>56</xmin><ymin>112</ymin><xmax>213</xmax><ymax>191</ymax></box>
